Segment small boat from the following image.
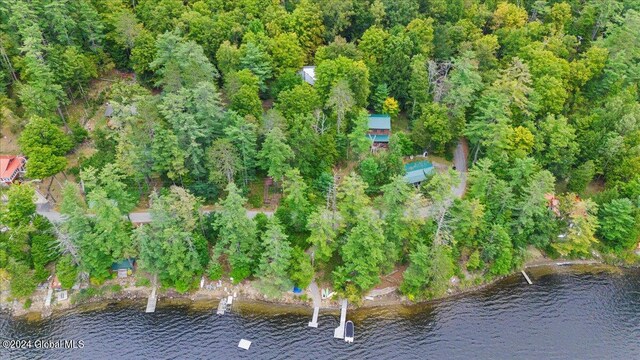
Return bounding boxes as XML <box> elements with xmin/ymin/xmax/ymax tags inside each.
<box><xmin>344</xmin><ymin>320</ymin><xmax>354</xmax><ymax>343</ymax></box>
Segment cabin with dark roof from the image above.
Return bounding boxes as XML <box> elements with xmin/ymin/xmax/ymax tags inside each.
<box><xmin>366</xmin><ymin>114</ymin><xmax>391</xmax><ymax>150</ymax></box>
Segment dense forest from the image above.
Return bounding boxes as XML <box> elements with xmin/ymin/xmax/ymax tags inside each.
<box><xmin>0</xmin><ymin>0</ymin><xmax>639</xmax><ymax>303</ymax></box>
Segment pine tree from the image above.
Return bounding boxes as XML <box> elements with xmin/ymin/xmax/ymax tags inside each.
<box><xmin>240</xmin><ymin>39</ymin><xmax>273</xmax><ymax>92</ymax></box>
<box><xmin>306</xmin><ymin>206</ymin><xmax>341</xmax><ymax>265</ymax></box>
<box><xmin>257</xmin><ymin>127</ymin><xmax>294</xmax><ymax>182</ymax></box>
<box><xmin>334</xmin><ymin>207</ymin><xmax>387</xmax><ymax>297</ymax></box>
<box><xmin>134</xmin><ymin>187</ymin><xmax>203</xmax><ymax>292</ymax></box>
<box><xmin>214</xmin><ymin>183</ymin><xmax>258</xmax><ymax>282</ymax></box>
<box><xmin>256</xmin><ymin>218</ymin><xmax>293</xmax><ymax>297</ymax></box>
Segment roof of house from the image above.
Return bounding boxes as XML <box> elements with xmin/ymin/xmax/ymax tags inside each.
<box><xmin>366</xmin><ymin>134</ymin><xmax>390</xmax><ymax>143</ymax></box>
<box><xmin>404</xmin><ymin>161</ymin><xmax>434</xmax><ymax>184</ymax></box>
<box><xmin>300</xmin><ymin>66</ymin><xmax>316</xmax><ymax>85</ymax></box>
<box><xmin>368</xmin><ymin>114</ymin><xmax>391</xmax><ymax>130</ymax></box>
<box><xmin>0</xmin><ymin>155</ymin><xmax>26</xmax><ymax>181</ymax></box>
<box><xmin>111</xmin><ymin>258</ymin><xmax>135</xmax><ymax>271</ymax></box>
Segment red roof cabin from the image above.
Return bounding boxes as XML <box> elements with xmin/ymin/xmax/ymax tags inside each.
<box><xmin>0</xmin><ymin>155</ymin><xmax>26</xmax><ymax>185</ymax></box>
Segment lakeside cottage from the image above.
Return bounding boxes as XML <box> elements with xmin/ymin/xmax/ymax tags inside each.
<box><xmin>366</xmin><ymin>114</ymin><xmax>391</xmax><ymax>150</ymax></box>
<box><xmin>0</xmin><ymin>155</ymin><xmax>26</xmax><ymax>185</ymax></box>
<box><xmin>404</xmin><ymin>161</ymin><xmax>434</xmax><ymax>186</ymax></box>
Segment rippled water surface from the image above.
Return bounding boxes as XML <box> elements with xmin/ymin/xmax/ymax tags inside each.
<box><xmin>2</xmin><ymin>266</ymin><xmax>640</xmax><ymax>359</ymax></box>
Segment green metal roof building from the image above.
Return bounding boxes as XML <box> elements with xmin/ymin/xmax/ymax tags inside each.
<box><xmin>368</xmin><ymin>114</ymin><xmax>391</xmax><ymax>130</ymax></box>
<box><xmin>366</xmin><ymin>134</ymin><xmax>390</xmax><ymax>142</ymax></box>
<box><xmin>404</xmin><ymin>161</ymin><xmax>434</xmax><ymax>184</ymax></box>
<box><xmin>367</xmin><ymin>114</ymin><xmax>391</xmax><ymax>148</ymax></box>
<box><xmin>111</xmin><ymin>258</ymin><xmax>135</xmax><ymax>271</ymax></box>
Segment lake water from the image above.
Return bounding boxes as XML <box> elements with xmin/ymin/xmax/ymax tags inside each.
<box><xmin>2</xmin><ymin>265</ymin><xmax>640</xmax><ymax>359</ymax></box>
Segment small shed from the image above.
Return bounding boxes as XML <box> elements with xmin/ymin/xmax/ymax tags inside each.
<box><xmin>404</xmin><ymin>161</ymin><xmax>434</xmax><ymax>185</ymax></box>
<box><xmin>104</xmin><ymin>102</ymin><xmax>114</xmax><ymax>118</ymax></box>
<box><xmin>299</xmin><ymin>66</ymin><xmax>316</xmax><ymax>85</ymax></box>
<box><xmin>111</xmin><ymin>258</ymin><xmax>136</xmax><ymax>278</ymax></box>
<box><xmin>56</xmin><ymin>290</ymin><xmax>68</xmax><ymax>302</ymax></box>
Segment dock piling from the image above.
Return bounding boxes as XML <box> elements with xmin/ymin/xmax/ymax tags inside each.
<box><xmin>146</xmin><ymin>286</ymin><xmax>157</xmax><ymax>313</ymax></box>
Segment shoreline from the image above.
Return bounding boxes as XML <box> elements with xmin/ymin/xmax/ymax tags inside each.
<box><xmin>1</xmin><ymin>258</ymin><xmax>619</xmax><ymax>320</ymax></box>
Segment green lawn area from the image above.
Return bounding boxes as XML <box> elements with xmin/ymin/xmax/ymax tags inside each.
<box><xmin>393</xmin><ymin>112</ymin><xmax>410</xmax><ymax>133</ymax></box>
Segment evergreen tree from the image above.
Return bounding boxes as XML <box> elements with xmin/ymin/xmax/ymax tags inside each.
<box><xmin>224</xmin><ymin>114</ymin><xmax>258</xmax><ymax>187</ymax></box>
<box><xmin>56</xmin><ymin>254</ymin><xmax>78</xmax><ymax>290</ymax></box>
<box><xmin>214</xmin><ymin>183</ymin><xmax>258</xmax><ymax>282</ymax></box>
<box><xmin>334</xmin><ymin>206</ymin><xmax>387</xmax><ymax>298</ymax></box>
<box><xmin>257</xmin><ymin>127</ymin><xmax>294</xmax><ymax>182</ymax></box>
<box><xmin>306</xmin><ymin>206</ymin><xmax>341</xmax><ymax>265</ymax></box>
<box><xmin>487</xmin><ymin>224</ymin><xmax>514</xmax><ymax>276</ymax></box>
<box><xmin>381</xmin><ymin>175</ymin><xmax>424</xmax><ymax>259</ymax></box>
<box><xmin>240</xmin><ymin>38</ymin><xmax>273</xmax><ymax>92</ymax></box>
<box><xmin>256</xmin><ymin>218</ymin><xmax>293</xmax><ymax>297</ymax></box>
<box><xmin>401</xmin><ymin>244</ymin><xmax>454</xmax><ymax>300</ymax></box>
<box><xmin>289</xmin><ymin>247</ymin><xmax>314</xmax><ymax>289</ymax></box>
<box><xmin>135</xmin><ymin>187</ymin><xmax>203</xmax><ymax>292</ymax></box>
<box><xmin>279</xmin><ymin>169</ymin><xmax>310</xmax><ymax>233</ymax></box>
<box><xmin>151</xmin><ymin>32</ymin><xmax>218</xmax><ymax>92</ymax></box>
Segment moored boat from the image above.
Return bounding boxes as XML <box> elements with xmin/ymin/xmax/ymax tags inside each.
<box><xmin>345</xmin><ymin>321</ymin><xmax>354</xmax><ymax>343</ymax></box>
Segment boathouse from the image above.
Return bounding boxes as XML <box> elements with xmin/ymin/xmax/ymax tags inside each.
<box><xmin>111</xmin><ymin>258</ymin><xmax>136</xmax><ymax>278</ymax></box>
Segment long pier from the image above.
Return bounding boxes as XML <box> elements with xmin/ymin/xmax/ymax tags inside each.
<box><xmin>44</xmin><ymin>287</ymin><xmax>53</xmax><ymax>308</ymax></box>
<box><xmin>333</xmin><ymin>299</ymin><xmax>348</xmax><ymax>339</ymax></box>
<box><xmin>146</xmin><ymin>286</ymin><xmax>157</xmax><ymax>313</ymax></box>
<box><xmin>308</xmin><ymin>281</ymin><xmax>321</xmax><ymax>328</ymax></box>
<box><xmin>521</xmin><ymin>270</ymin><xmax>533</xmax><ymax>285</ymax></box>
<box><xmin>308</xmin><ymin>307</ymin><xmax>319</xmax><ymax>328</ymax></box>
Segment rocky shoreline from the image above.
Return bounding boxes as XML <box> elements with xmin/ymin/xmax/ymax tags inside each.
<box><xmin>0</xmin><ymin>259</ymin><xmax>616</xmax><ymax>320</ymax></box>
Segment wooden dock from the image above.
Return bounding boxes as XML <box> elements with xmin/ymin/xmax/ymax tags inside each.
<box><xmin>521</xmin><ymin>270</ymin><xmax>533</xmax><ymax>285</ymax></box>
<box><xmin>217</xmin><ymin>298</ymin><xmax>227</xmax><ymax>315</ymax></box>
<box><xmin>333</xmin><ymin>299</ymin><xmax>348</xmax><ymax>339</ymax></box>
<box><xmin>308</xmin><ymin>307</ymin><xmax>319</xmax><ymax>328</ymax></box>
<box><xmin>44</xmin><ymin>288</ymin><xmax>53</xmax><ymax>308</ymax></box>
<box><xmin>308</xmin><ymin>280</ymin><xmax>321</xmax><ymax>328</ymax></box>
<box><xmin>146</xmin><ymin>286</ymin><xmax>157</xmax><ymax>313</ymax></box>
